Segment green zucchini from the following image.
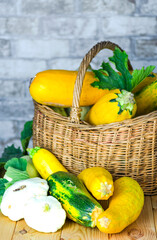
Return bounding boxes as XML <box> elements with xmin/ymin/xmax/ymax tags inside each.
<box><xmin>47</xmin><ymin>171</ymin><xmax>104</xmax><ymax>227</ymax></box>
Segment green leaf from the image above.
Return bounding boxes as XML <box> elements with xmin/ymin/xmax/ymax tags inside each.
<box><xmin>0</xmin><ymin>166</ymin><xmax>30</xmax><ymax>207</ymax></box>
<box><xmin>0</xmin><ymin>144</ymin><xmax>23</xmax><ymax>163</ymax></box>
<box><xmin>4</xmin><ymin>166</ymin><xmax>29</xmax><ymax>183</ymax></box>
<box><xmin>0</xmin><ymin>178</ymin><xmax>8</xmax><ymax>196</ymax></box>
<box><xmin>91</xmin><ymin>47</ymin><xmax>156</xmax><ymax>92</ymax></box>
<box><xmin>101</xmin><ymin>62</ymin><xmax>125</xmax><ymax>89</ymax></box>
<box><xmin>91</xmin><ymin>48</ymin><xmax>132</xmax><ymax>91</ymax></box>
<box><xmin>0</xmin><ymin>163</ymin><xmax>4</xmax><ymax>168</ymax></box>
<box><xmin>91</xmin><ymin>63</ymin><xmax>125</xmax><ymax>90</ymax></box>
<box><xmin>109</xmin><ymin>47</ymin><xmax>133</xmax><ymax>91</ymax></box>
<box><xmin>131</xmin><ymin>65</ymin><xmax>156</xmax><ymax>91</ymax></box>
<box><xmin>4</xmin><ymin>158</ymin><xmax>27</xmax><ymax>171</ymax></box>
<box><xmin>0</xmin><ymin>178</ymin><xmax>8</xmax><ymax>205</ymax></box>
<box><xmin>0</xmin><ymin>159</ymin><xmax>30</xmax><ymax>207</ymax></box>
<box><xmin>21</xmin><ymin>120</ymin><xmax>33</xmax><ymax>155</ymax></box>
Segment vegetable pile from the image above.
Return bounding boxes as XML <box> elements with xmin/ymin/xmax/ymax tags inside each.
<box><xmin>1</xmin><ymin>44</ymin><xmax>155</xmax><ymax>234</ymax></box>
<box><xmin>0</xmin><ymin>141</ymin><xmax>144</xmax><ymax>234</ymax></box>
<box><xmin>29</xmin><ymin>47</ymin><xmax>157</xmax><ymax>124</ymax></box>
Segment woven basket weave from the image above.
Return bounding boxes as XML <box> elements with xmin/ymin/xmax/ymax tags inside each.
<box><xmin>32</xmin><ymin>41</ymin><xmax>157</xmax><ymax>195</ymax></box>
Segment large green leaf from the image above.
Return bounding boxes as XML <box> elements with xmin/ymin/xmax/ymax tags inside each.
<box><xmin>21</xmin><ymin>120</ymin><xmax>33</xmax><ymax>155</ymax></box>
<box><xmin>0</xmin><ymin>144</ymin><xmax>23</xmax><ymax>163</ymax></box>
<box><xmin>109</xmin><ymin>47</ymin><xmax>132</xmax><ymax>91</ymax></box>
<box><xmin>91</xmin><ymin>62</ymin><xmax>125</xmax><ymax>90</ymax></box>
<box><xmin>4</xmin><ymin>158</ymin><xmax>27</xmax><ymax>171</ymax></box>
<box><xmin>4</xmin><ymin>166</ymin><xmax>29</xmax><ymax>183</ymax></box>
<box><xmin>91</xmin><ymin>48</ymin><xmax>132</xmax><ymax>91</ymax></box>
<box><xmin>91</xmin><ymin>47</ymin><xmax>156</xmax><ymax>92</ymax></box>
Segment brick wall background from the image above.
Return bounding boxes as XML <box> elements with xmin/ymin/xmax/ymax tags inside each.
<box><xmin>0</xmin><ymin>0</ymin><xmax>157</xmax><ymax>155</ymax></box>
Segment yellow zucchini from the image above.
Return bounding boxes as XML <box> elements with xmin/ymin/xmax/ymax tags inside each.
<box><xmin>29</xmin><ymin>70</ymin><xmax>109</xmax><ymax>107</ymax></box>
<box><xmin>78</xmin><ymin>167</ymin><xmax>114</xmax><ymax>200</ymax></box>
<box><xmin>135</xmin><ymin>80</ymin><xmax>157</xmax><ymax>116</ymax></box>
<box><xmin>85</xmin><ymin>89</ymin><xmax>137</xmax><ymax>125</ymax></box>
<box><xmin>97</xmin><ymin>177</ymin><xmax>144</xmax><ymax>233</ymax></box>
<box><xmin>27</xmin><ymin>147</ymin><xmax>68</xmax><ymax>179</ymax></box>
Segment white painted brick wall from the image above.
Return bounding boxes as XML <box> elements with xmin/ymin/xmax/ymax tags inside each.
<box><xmin>0</xmin><ymin>17</ymin><xmax>39</xmax><ymax>36</ymax></box>
<box><xmin>140</xmin><ymin>0</ymin><xmax>157</xmax><ymax>15</ymax></box>
<box><xmin>0</xmin><ymin>59</ymin><xmax>47</xmax><ymax>79</ymax></box>
<box><xmin>81</xmin><ymin>0</ymin><xmax>135</xmax><ymax>15</ymax></box>
<box><xmin>0</xmin><ymin>0</ymin><xmax>17</xmax><ymax>16</ymax></box>
<box><xmin>0</xmin><ymin>0</ymin><xmax>157</xmax><ymax>155</ymax></box>
<box><xmin>135</xmin><ymin>38</ymin><xmax>157</xmax><ymax>58</ymax></box>
<box><xmin>13</xmin><ymin>39</ymin><xmax>70</xmax><ymax>59</ymax></box>
<box><xmin>0</xmin><ymin>39</ymin><xmax>10</xmax><ymax>57</ymax></box>
<box><xmin>20</xmin><ymin>0</ymin><xmax>75</xmax><ymax>15</ymax></box>
<box><xmin>41</xmin><ymin>17</ymin><xmax>97</xmax><ymax>39</ymax></box>
<box><xmin>102</xmin><ymin>16</ymin><xmax>157</xmax><ymax>36</ymax></box>
<box><xmin>0</xmin><ymin>80</ymin><xmax>24</xmax><ymax>97</ymax></box>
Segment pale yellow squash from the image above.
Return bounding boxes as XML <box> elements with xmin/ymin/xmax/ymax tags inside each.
<box><xmin>29</xmin><ymin>70</ymin><xmax>109</xmax><ymax>107</ymax></box>
<box><xmin>97</xmin><ymin>177</ymin><xmax>144</xmax><ymax>233</ymax></box>
<box><xmin>78</xmin><ymin>167</ymin><xmax>114</xmax><ymax>200</ymax></box>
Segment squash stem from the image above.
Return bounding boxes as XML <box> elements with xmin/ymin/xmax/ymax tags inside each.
<box><xmin>98</xmin><ymin>216</ymin><xmax>111</xmax><ymax>229</ymax></box>
<box><xmin>97</xmin><ymin>182</ymin><xmax>113</xmax><ymax>198</ymax></box>
<box><xmin>116</xmin><ymin>90</ymin><xmax>135</xmax><ymax>113</ymax></box>
<box><xmin>43</xmin><ymin>203</ymin><xmax>50</xmax><ymax>212</ymax></box>
<box><xmin>91</xmin><ymin>206</ymin><xmax>104</xmax><ymax>227</ymax></box>
<box><xmin>27</xmin><ymin>147</ymin><xmax>41</xmax><ymax>158</ymax></box>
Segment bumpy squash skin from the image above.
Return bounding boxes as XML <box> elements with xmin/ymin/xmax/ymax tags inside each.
<box><xmin>97</xmin><ymin>177</ymin><xmax>144</xmax><ymax>234</ymax></box>
<box><xmin>47</xmin><ymin>171</ymin><xmax>104</xmax><ymax>228</ymax></box>
<box><xmin>85</xmin><ymin>89</ymin><xmax>137</xmax><ymax>125</ymax></box>
<box><xmin>30</xmin><ymin>148</ymin><xmax>68</xmax><ymax>179</ymax></box>
<box><xmin>135</xmin><ymin>80</ymin><xmax>157</xmax><ymax>116</ymax></box>
<box><xmin>29</xmin><ymin>70</ymin><xmax>109</xmax><ymax>107</ymax></box>
<box><xmin>78</xmin><ymin>167</ymin><xmax>114</xmax><ymax>200</ymax></box>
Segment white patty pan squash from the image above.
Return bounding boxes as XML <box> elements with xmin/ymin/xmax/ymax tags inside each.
<box><xmin>0</xmin><ymin>177</ymin><xmax>49</xmax><ymax>221</ymax></box>
<box><xmin>24</xmin><ymin>195</ymin><xmax>66</xmax><ymax>233</ymax></box>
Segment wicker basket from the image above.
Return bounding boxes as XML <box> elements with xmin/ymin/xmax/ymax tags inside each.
<box><xmin>32</xmin><ymin>41</ymin><xmax>157</xmax><ymax>195</ymax></box>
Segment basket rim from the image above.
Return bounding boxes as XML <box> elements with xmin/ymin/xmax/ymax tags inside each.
<box><xmin>34</xmin><ymin>100</ymin><xmax>157</xmax><ymax>130</ymax></box>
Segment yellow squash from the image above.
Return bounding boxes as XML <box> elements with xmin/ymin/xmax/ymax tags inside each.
<box><xmin>29</xmin><ymin>70</ymin><xmax>109</xmax><ymax>107</ymax></box>
<box><xmin>27</xmin><ymin>147</ymin><xmax>68</xmax><ymax>179</ymax></box>
<box><xmin>78</xmin><ymin>167</ymin><xmax>114</xmax><ymax>200</ymax></box>
<box><xmin>135</xmin><ymin>80</ymin><xmax>157</xmax><ymax>116</ymax></box>
<box><xmin>97</xmin><ymin>177</ymin><xmax>144</xmax><ymax>234</ymax></box>
<box><xmin>85</xmin><ymin>89</ymin><xmax>137</xmax><ymax>125</ymax></box>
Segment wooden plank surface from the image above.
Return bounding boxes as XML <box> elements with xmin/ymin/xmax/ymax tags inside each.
<box><xmin>0</xmin><ymin>196</ymin><xmax>156</xmax><ymax>240</ymax></box>
<box><xmin>0</xmin><ymin>212</ymin><xmax>16</xmax><ymax>240</ymax></box>
<box><xmin>60</xmin><ymin>219</ymin><xmax>109</xmax><ymax>240</ymax></box>
<box><xmin>151</xmin><ymin>196</ymin><xmax>157</xmax><ymax>234</ymax></box>
<box><xmin>12</xmin><ymin>219</ymin><xmax>62</xmax><ymax>240</ymax></box>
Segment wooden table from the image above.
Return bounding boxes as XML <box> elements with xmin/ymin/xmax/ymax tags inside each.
<box><xmin>0</xmin><ymin>196</ymin><xmax>157</xmax><ymax>240</ymax></box>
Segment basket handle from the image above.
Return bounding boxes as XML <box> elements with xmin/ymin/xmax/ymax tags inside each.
<box><xmin>70</xmin><ymin>41</ymin><xmax>133</xmax><ymax>123</ymax></box>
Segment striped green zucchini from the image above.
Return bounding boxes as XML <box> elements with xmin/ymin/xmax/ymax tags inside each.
<box><xmin>47</xmin><ymin>171</ymin><xmax>104</xmax><ymax>227</ymax></box>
